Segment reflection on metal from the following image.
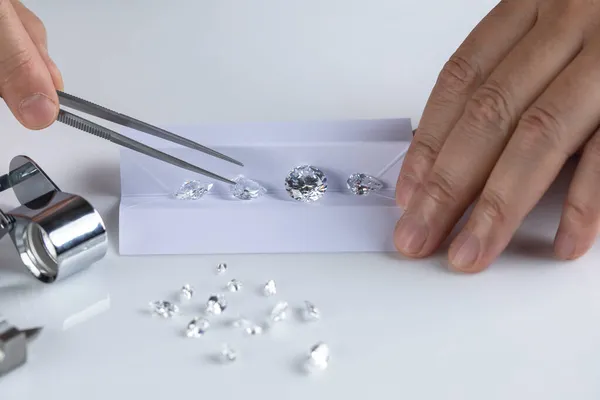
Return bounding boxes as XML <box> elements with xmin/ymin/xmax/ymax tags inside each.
<box><xmin>0</xmin><ymin>155</ymin><xmax>108</xmax><ymax>283</ymax></box>
<box><xmin>0</xmin><ymin>317</ymin><xmax>42</xmax><ymax>378</ymax></box>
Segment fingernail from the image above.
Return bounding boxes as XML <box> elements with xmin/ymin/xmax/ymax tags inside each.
<box><xmin>449</xmin><ymin>231</ymin><xmax>481</xmax><ymax>270</ymax></box>
<box><xmin>554</xmin><ymin>230</ymin><xmax>576</xmax><ymax>260</ymax></box>
<box><xmin>396</xmin><ymin>176</ymin><xmax>418</xmax><ymax>208</ymax></box>
<box><xmin>395</xmin><ymin>214</ymin><xmax>428</xmax><ymax>255</ymax></box>
<box><xmin>19</xmin><ymin>93</ymin><xmax>57</xmax><ymax>129</ymax></box>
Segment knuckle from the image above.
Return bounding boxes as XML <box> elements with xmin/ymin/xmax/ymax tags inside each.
<box><xmin>411</xmin><ymin>131</ymin><xmax>444</xmax><ymax>164</ymax></box>
<box><xmin>477</xmin><ymin>188</ymin><xmax>511</xmax><ymax>225</ymax></box>
<box><xmin>564</xmin><ymin>197</ymin><xmax>596</xmax><ymax>226</ymax></box>
<box><xmin>517</xmin><ymin>105</ymin><xmax>565</xmax><ymax>151</ymax></box>
<box><xmin>437</xmin><ymin>55</ymin><xmax>481</xmax><ymax>95</ymax></box>
<box><xmin>0</xmin><ymin>48</ymin><xmax>35</xmax><ymax>88</ymax></box>
<box><xmin>422</xmin><ymin>170</ymin><xmax>460</xmax><ymax>206</ymax></box>
<box><xmin>464</xmin><ymin>81</ymin><xmax>514</xmax><ymax>131</ymax></box>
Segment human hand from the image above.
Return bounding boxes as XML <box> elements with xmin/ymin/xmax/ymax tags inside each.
<box><xmin>0</xmin><ymin>0</ymin><xmax>63</xmax><ymax>129</ymax></box>
<box><xmin>394</xmin><ymin>0</ymin><xmax>600</xmax><ymax>272</ymax></box>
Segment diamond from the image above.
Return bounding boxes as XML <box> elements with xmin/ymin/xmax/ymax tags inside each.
<box><xmin>270</xmin><ymin>301</ymin><xmax>289</xmax><ymax>322</ymax></box>
<box><xmin>149</xmin><ymin>301</ymin><xmax>179</xmax><ymax>318</ymax></box>
<box><xmin>219</xmin><ymin>344</ymin><xmax>238</xmax><ymax>363</ymax></box>
<box><xmin>216</xmin><ymin>263</ymin><xmax>227</xmax><ymax>274</ymax></box>
<box><xmin>230</xmin><ymin>175</ymin><xmax>267</xmax><ymax>200</ymax></box>
<box><xmin>226</xmin><ymin>279</ymin><xmax>242</xmax><ymax>292</ymax></box>
<box><xmin>302</xmin><ymin>301</ymin><xmax>321</xmax><ymax>321</ymax></box>
<box><xmin>304</xmin><ymin>342</ymin><xmax>330</xmax><ymax>371</ymax></box>
<box><xmin>205</xmin><ymin>294</ymin><xmax>227</xmax><ymax>315</ymax></box>
<box><xmin>232</xmin><ymin>318</ymin><xmax>263</xmax><ymax>336</ymax></box>
<box><xmin>284</xmin><ymin>165</ymin><xmax>327</xmax><ymax>202</ymax></box>
<box><xmin>346</xmin><ymin>173</ymin><xmax>383</xmax><ymax>195</ymax></box>
<box><xmin>0</xmin><ymin>349</ymin><xmax>4</xmax><ymax>363</ymax></box>
<box><xmin>174</xmin><ymin>181</ymin><xmax>213</xmax><ymax>200</ymax></box>
<box><xmin>185</xmin><ymin>317</ymin><xmax>210</xmax><ymax>337</ymax></box>
<box><xmin>180</xmin><ymin>284</ymin><xmax>194</xmax><ymax>301</ymax></box>
<box><xmin>263</xmin><ymin>280</ymin><xmax>277</xmax><ymax>296</ymax></box>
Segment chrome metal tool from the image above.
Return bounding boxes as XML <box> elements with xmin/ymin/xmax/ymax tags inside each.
<box><xmin>55</xmin><ymin>90</ymin><xmax>243</xmax><ymax>185</ymax></box>
<box><xmin>0</xmin><ymin>317</ymin><xmax>42</xmax><ymax>378</ymax></box>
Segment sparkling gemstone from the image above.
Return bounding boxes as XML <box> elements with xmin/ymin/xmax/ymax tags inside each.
<box><xmin>219</xmin><ymin>344</ymin><xmax>238</xmax><ymax>363</ymax></box>
<box><xmin>149</xmin><ymin>301</ymin><xmax>179</xmax><ymax>318</ymax></box>
<box><xmin>284</xmin><ymin>165</ymin><xmax>327</xmax><ymax>202</ymax></box>
<box><xmin>346</xmin><ymin>173</ymin><xmax>383</xmax><ymax>195</ymax></box>
<box><xmin>232</xmin><ymin>318</ymin><xmax>263</xmax><ymax>336</ymax></box>
<box><xmin>270</xmin><ymin>301</ymin><xmax>289</xmax><ymax>322</ymax></box>
<box><xmin>186</xmin><ymin>317</ymin><xmax>210</xmax><ymax>338</ymax></box>
<box><xmin>180</xmin><ymin>284</ymin><xmax>194</xmax><ymax>301</ymax></box>
<box><xmin>230</xmin><ymin>175</ymin><xmax>267</xmax><ymax>200</ymax></box>
<box><xmin>205</xmin><ymin>294</ymin><xmax>227</xmax><ymax>315</ymax></box>
<box><xmin>305</xmin><ymin>342</ymin><xmax>330</xmax><ymax>371</ymax></box>
<box><xmin>302</xmin><ymin>301</ymin><xmax>321</xmax><ymax>321</ymax></box>
<box><xmin>216</xmin><ymin>263</ymin><xmax>227</xmax><ymax>274</ymax></box>
<box><xmin>263</xmin><ymin>280</ymin><xmax>277</xmax><ymax>296</ymax></box>
<box><xmin>174</xmin><ymin>181</ymin><xmax>213</xmax><ymax>200</ymax></box>
<box><xmin>226</xmin><ymin>279</ymin><xmax>242</xmax><ymax>292</ymax></box>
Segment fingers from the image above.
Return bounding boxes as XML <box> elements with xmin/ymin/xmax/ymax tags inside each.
<box><xmin>394</xmin><ymin>15</ymin><xmax>585</xmax><ymax>258</ymax></box>
<box><xmin>448</xmin><ymin>32</ymin><xmax>600</xmax><ymax>272</ymax></box>
<box><xmin>554</xmin><ymin>132</ymin><xmax>600</xmax><ymax>260</ymax></box>
<box><xmin>395</xmin><ymin>0</ymin><xmax>538</xmax><ymax>208</ymax></box>
<box><xmin>10</xmin><ymin>0</ymin><xmax>63</xmax><ymax>90</ymax></box>
<box><xmin>0</xmin><ymin>0</ymin><xmax>59</xmax><ymax>129</ymax></box>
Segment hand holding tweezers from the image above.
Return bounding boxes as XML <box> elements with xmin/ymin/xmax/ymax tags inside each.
<box><xmin>55</xmin><ymin>90</ymin><xmax>242</xmax><ymax>185</ymax></box>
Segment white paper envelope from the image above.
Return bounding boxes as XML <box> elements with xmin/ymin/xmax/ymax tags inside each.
<box><xmin>118</xmin><ymin>118</ymin><xmax>412</xmax><ymax>255</ymax></box>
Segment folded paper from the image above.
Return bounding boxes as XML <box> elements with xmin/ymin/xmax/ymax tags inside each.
<box><xmin>118</xmin><ymin>118</ymin><xmax>412</xmax><ymax>255</ymax></box>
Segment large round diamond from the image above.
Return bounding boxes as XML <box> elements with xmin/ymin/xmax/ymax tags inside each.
<box><xmin>284</xmin><ymin>165</ymin><xmax>327</xmax><ymax>202</ymax></box>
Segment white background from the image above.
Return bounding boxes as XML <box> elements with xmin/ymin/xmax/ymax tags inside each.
<box><xmin>1</xmin><ymin>1</ymin><xmax>600</xmax><ymax>399</ymax></box>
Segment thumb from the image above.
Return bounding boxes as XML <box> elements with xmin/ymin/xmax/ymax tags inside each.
<box><xmin>0</xmin><ymin>0</ymin><xmax>58</xmax><ymax>130</ymax></box>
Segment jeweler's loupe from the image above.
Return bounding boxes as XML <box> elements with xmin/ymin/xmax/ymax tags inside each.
<box><xmin>0</xmin><ymin>155</ymin><xmax>107</xmax><ymax>283</ymax></box>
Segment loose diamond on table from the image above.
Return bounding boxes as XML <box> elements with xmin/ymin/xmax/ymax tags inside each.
<box><xmin>230</xmin><ymin>175</ymin><xmax>267</xmax><ymax>200</ymax></box>
<box><xmin>180</xmin><ymin>284</ymin><xmax>194</xmax><ymax>301</ymax></box>
<box><xmin>284</xmin><ymin>165</ymin><xmax>328</xmax><ymax>202</ymax></box>
<box><xmin>304</xmin><ymin>342</ymin><xmax>330</xmax><ymax>371</ymax></box>
<box><xmin>185</xmin><ymin>317</ymin><xmax>210</xmax><ymax>338</ymax></box>
<box><xmin>226</xmin><ymin>279</ymin><xmax>242</xmax><ymax>292</ymax></box>
<box><xmin>346</xmin><ymin>173</ymin><xmax>383</xmax><ymax>196</ymax></box>
<box><xmin>205</xmin><ymin>294</ymin><xmax>227</xmax><ymax>315</ymax></box>
<box><xmin>173</xmin><ymin>181</ymin><xmax>213</xmax><ymax>200</ymax></box>
<box><xmin>219</xmin><ymin>344</ymin><xmax>238</xmax><ymax>363</ymax></box>
<box><xmin>232</xmin><ymin>318</ymin><xmax>263</xmax><ymax>336</ymax></box>
<box><xmin>263</xmin><ymin>280</ymin><xmax>277</xmax><ymax>296</ymax></box>
<box><xmin>270</xmin><ymin>301</ymin><xmax>289</xmax><ymax>322</ymax></box>
<box><xmin>216</xmin><ymin>263</ymin><xmax>228</xmax><ymax>274</ymax></box>
<box><xmin>149</xmin><ymin>301</ymin><xmax>179</xmax><ymax>318</ymax></box>
<box><xmin>302</xmin><ymin>301</ymin><xmax>321</xmax><ymax>322</ymax></box>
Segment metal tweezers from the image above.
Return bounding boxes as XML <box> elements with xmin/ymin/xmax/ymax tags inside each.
<box><xmin>55</xmin><ymin>90</ymin><xmax>242</xmax><ymax>185</ymax></box>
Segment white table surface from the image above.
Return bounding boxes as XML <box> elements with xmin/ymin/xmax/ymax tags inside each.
<box><xmin>2</xmin><ymin>1</ymin><xmax>600</xmax><ymax>399</ymax></box>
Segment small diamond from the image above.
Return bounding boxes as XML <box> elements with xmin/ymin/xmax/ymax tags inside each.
<box><xmin>0</xmin><ymin>349</ymin><xmax>5</xmax><ymax>363</ymax></box>
<box><xmin>270</xmin><ymin>301</ymin><xmax>289</xmax><ymax>322</ymax></box>
<box><xmin>232</xmin><ymin>318</ymin><xmax>264</xmax><ymax>336</ymax></box>
<box><xmin>219</xmin><ymin>344</ymin><xmax>238</xmax><ymax>363</ymax></box>
<box><xmin>205</xmin><ymin>294</ymin><xmax>227</xmax><ymax>315</ymax></box>
<box><xmin>149</xmin><ymin>301</ymin><xmax>179</xmax><ymax>318</ymax></box>
<box><xmin>304</xmin><ymin>342</ymin><xmax>330</xmax><ymax>371</ymax></box>
<box><xmin>230</xmin><ymin>175</ymin><xmax>267</xmax><ymax>200</ymax></box>
<box><xmin>226</xmin><ymin>279</ymin><xmax>242</xmax><ymax>292</ymax></box>
<box><xmin>186</xmin><ymin>317</ymin><xmax>210</xmax><ymax>337</ymax></box>
<box><xmin>284</xmin><ymin>165</ymin><xmax>327</xmax><ymax>202</ymax></box>
<box><xmin>174</xmin><ymin>181</ymin><xmax>213</xmax><ymax>200</ymax></box>
<box><xmin>263</xmin><ymin>280</ymin><xmax>277</xmax><ymax>296</ymax></box>
<box><xmin>216</xmin><ymin>263</ymin><xmax>227</xmax><ymax>274</ymax></box>
<box><xmin>180</xmin><ymin>284</ymin><xmax>194</xmax><ymax>301</ymax></box>
<box><xmin>302</xmin><ymin>301</ymin><xmax>321</xmax><ymax>321</ymax></box>
<box><xmin>346</xmin><ymin>173</ymin><xmax>383</xmax><ymax>195</ymax></box>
